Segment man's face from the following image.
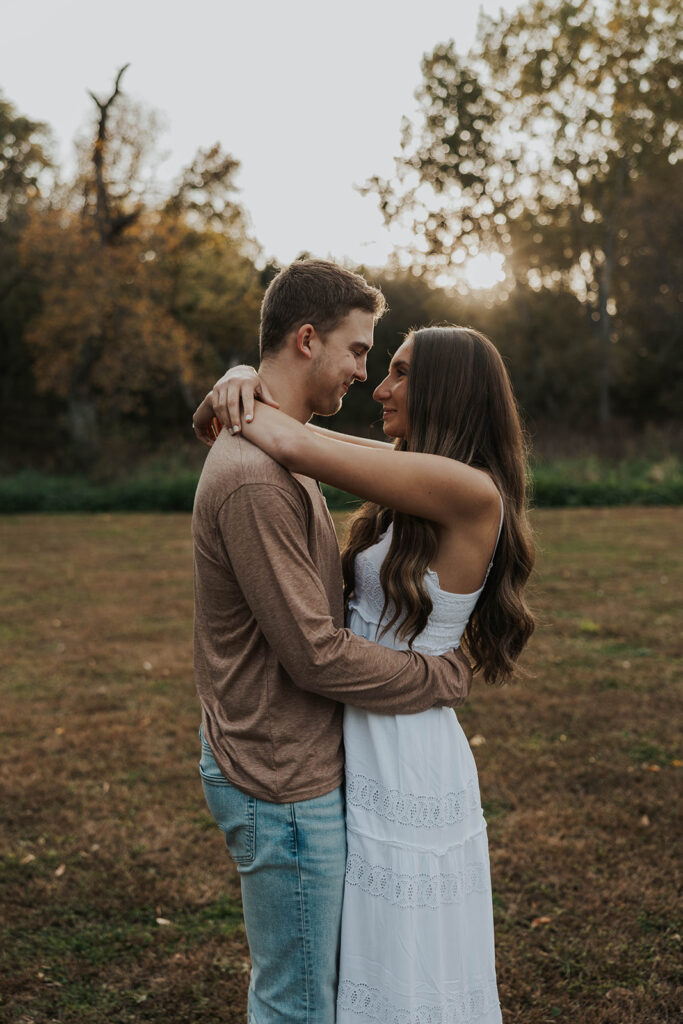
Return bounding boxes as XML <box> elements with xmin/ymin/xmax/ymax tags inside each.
<box><xmin>308</xmin><ymin>309</ymin><xmax>374</xmax><ymax>417</ymax></box>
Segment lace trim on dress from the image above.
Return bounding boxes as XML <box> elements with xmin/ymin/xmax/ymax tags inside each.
<box><xmin>338</xmin><ymin>978</ymin><xmax>501</xmax><ymax>1024</ymax></box>
<box><xmin>345</xmin><ymin>852</ymin><xmax>490</xmax><ymax>909</ymax></box>
<box><xmin>346</xmin><ymin>772</ymin><xmax>481</xmax><ymax>828</ymax></box>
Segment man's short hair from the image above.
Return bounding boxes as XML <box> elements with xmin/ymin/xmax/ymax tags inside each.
<box><xmin>259</xmin><ymin>259</ymin><xmax>386</xmax><ymax>358</ymax></box>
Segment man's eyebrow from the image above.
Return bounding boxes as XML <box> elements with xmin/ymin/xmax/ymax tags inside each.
<box><xmin>354</xmin><ymin>341</ymin><xmax>372</xmax><ymax>352</ymax></box>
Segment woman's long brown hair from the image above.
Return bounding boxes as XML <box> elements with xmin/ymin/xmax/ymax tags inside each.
<box><xmin>341</xmin><ymin>326</ymin><xmax>535</xmax><ymax>685</ymax></box>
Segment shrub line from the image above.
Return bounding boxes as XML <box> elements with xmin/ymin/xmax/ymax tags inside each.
<box><xmin>0</xmin><ymin>470</ymin><xmax>681</xmax><ymax>513</ymax></box>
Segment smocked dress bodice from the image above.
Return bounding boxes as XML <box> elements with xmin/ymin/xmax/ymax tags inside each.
<box><xmin>348</xmin><ymin>522</ymin><xmax>495</xmax><ymax>656</ymax></box>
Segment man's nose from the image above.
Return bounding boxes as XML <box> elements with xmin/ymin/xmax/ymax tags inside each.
<box><xmin>355</xmin><ymin>358</ymin><xmax>368</xmax><ymax>383</ymax></box>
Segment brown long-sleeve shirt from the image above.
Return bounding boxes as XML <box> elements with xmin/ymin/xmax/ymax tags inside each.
<box><xmin>192</xmin><ymin>430</ymin><xmax>470</xmax><ymax>803</ymax></box>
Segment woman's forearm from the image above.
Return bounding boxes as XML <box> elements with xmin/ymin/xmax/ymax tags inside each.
<box><xmin>306</xmin><ymin>422</ymin><xmax>393</xmax><ymax>450</ymax></box>
<box><xmin>240</xmin><ymin>403</ymin><xmax>310</xmax><ymax>466</ymax></box>
<box><xmin>239</xmin><ymin>402</ymin><xmax>499</xmax><ymax>526</ymax></box>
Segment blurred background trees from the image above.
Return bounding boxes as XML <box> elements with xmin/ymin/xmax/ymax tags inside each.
<box><xmin>363</xmin><ymin>0</ymin><xmax>682</xmax><ymax>430</ymax></box>
<box><xmin>2</xmin><ymin>66</ymin><xmax>262</xmax><ymax>469</ymax></box>
<box><xmin>1</xmin><ymin>0</ymin><xmax>681</xmax><ymax>475</ymax></box>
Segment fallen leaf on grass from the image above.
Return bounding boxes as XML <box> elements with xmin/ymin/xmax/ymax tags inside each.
<box><xmin>156</xmin><ymin>917</ymin><xmax>172</xmax><ymax>926</ymax></box>
<box><xmin>578</xmin><ymin>618</ymin><xmax>600</xmax><ymax>634</ymax></box>
<box><xmin>469</xmin><ymin>734</ymin><xmax>486</xmax><ymax>747</ymax></box>
<box><xmin>606</xmin><ymin>987</ymin><xmax>633</xmax><ymax>1001</ymax></box>
<box><xmin>531</xmin><ymin>916</ymin><xmax>552</xmax><ymax>928</ymax></box>
<box><xmin>639</xmin><ymin>815</ymin><xmax>650</xmax><ymax>827</ymax></box>
<box><xmin>20</xmin><ymin>853</ymin><xmax>36</xmax><ymax>865</ymax></box>
<box><xmin>54</xmin><ymin>863</ymin><xmax>66</xmax><ymax>878</ymax></box>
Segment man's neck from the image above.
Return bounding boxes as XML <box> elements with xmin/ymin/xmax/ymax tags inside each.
<box><xmin>258</xmin><ymin>359</ymin><xmax>313</xmax><ymax>424</ymax></box>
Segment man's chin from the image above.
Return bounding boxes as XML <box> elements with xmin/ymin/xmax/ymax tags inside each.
<box><xmin>314</xmin><ymin>396</ymin><xmax>344</xmax><ymax>417</ymax></box>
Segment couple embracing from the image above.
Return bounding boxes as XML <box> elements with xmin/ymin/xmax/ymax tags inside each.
<box><xmin>191</xmin><ymin>259</ymin><xmax>534</xmax><ymax>1023</ymax></box>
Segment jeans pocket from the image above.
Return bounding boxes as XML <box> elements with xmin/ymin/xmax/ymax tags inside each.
<box><xmin>199</xmin><ymin>738</ymin><xmax>256</xmax><ymax>866</ymax></box>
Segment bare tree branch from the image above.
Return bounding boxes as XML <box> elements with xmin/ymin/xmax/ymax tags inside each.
<box><xmin>87</xmin><ymin>64</ymin><xmax>141</xmax><ymax>242</ymax></box>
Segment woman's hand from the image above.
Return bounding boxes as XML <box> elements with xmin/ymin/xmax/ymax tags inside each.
<box><xmin>191</xmin><ymin>365</ymin><xmax>279</xmax><ymax>445</ymax></box>
<box><xmin>191</xmin><ymin>392</ymin><xmax>222</xmax><ymax>448</ymax></box>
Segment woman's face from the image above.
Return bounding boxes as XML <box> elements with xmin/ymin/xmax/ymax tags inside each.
<box><xmin>372</xmin><ymin>337</ymin><xmax>413</xmax><ymax>439</ymax></box>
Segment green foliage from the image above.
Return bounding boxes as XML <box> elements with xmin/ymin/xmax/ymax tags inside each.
<box><xmin>0</xmin><ymin>470</ymin><xmax>199</xmax><ymax>513</ymax></box>
<box><xmin>0</xmin><ymin>92</ymin><xmax>53</xmax><ymax>220</ymax></box>
<box><xmin>531</xmin><ymin>455</ymin><xmax>683</xmax><ymax>507</ymax></box>
<box><xmin>1</xmin><ymin>458</ymin><xmax>680</xmax><ymax>513</ymax></box>
<box><xmin>532</xmin><ymin>471</ymin><xmax>683</xmax><ymax>507</ymax></box>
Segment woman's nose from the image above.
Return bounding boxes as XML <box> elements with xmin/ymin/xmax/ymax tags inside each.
<box><xmin>373</xmin><ymin>375</ymin><xmax>391</xmax><ymax>402</ymax></box>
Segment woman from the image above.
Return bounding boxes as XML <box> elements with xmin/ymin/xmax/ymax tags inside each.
<box><xmin>196</xmin><ymin>326</ymin><xmax>534</xmax><ymax>1023</ymax></box>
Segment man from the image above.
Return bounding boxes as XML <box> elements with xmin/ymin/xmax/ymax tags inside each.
<box><xmin>191</xmin><ymin>259</ymin><xmax>471</xmax><ymax>1023</ymax></box>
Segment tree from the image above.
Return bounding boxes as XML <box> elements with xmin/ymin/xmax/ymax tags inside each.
<box><xmin>364</xmin><ymin>0</ymin><xmax>683</xmax><ymax>425</ymax></box>
<box><xmin>611</xmin><ymin>162</ymin><xmax>683</xmax><ymax>419</ymax></box>
<box><xmin>0</xmin><ymin>93</ymin><xmax>54</xmax><ymax>461</ymax></box>
<box><xmin>20</xmin><ymin>66</ymin><xmax>263</xmax><ymax>464</ymax></box>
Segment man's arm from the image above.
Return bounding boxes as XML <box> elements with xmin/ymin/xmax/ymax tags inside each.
<box><xmin>218</xmin><ymin>481</ymin><xmax>471</xmax><ymax>714</ymax></box>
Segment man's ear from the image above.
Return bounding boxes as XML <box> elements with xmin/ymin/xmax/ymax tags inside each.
<box><xmin>295</xmin><ymin>323</ymin><xmax>317</xmax><ymax>360</ymax></box>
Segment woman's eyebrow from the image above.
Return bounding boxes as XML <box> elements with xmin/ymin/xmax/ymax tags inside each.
<box><xmin>390</xmin><ymin>359</ymin><xmax>410</xmax><ymax>371</ymax></box>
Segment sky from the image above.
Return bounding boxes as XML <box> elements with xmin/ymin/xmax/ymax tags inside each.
<box><xmin>4</xmin><ymin>0</ymin><xmax>521</xmax><ymax>268</ymax></box>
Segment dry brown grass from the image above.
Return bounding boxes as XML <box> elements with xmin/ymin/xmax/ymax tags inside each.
<box><xmin>0</xmin><ymin>508</ymin><xmax>681</xmax><ymax>1023</ymax></box>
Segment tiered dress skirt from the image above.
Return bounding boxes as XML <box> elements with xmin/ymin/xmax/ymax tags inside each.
<box><xmin>337</xmin><ymin>609</ymin><xmax>502</xmax><ymax>1023</ymax></box>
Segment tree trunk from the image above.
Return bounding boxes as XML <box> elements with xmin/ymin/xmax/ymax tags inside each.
<box><xmin>596</xmin><ymin>276</ymin><xmax>612</xmax><ymax>425</ymax></box>
<box><xmin>177</xmin><ymin>371</ymin><xmax>198</xmax><ymax>412</ymax></box>
<box><xmin>66</xmin><ymin>393</ymin><xmax>99</xmax><ymax>466</ymax></box>
<box><xmin>596</xmin><ymin>159</ymin><xmax>626</xmax><ymax>426</ymax></box>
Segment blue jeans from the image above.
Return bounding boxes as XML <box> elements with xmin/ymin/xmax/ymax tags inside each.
<box><xmin>199</xmin><ymin>728</ymin><xmax>347</xmax><ymax>1023</ymax></box>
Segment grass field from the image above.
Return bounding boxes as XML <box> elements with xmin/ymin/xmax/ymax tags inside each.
<box><xmin>0</xmin><ymin>508</ymin><xmax>681</xmax><ymax>1023</ymax></box>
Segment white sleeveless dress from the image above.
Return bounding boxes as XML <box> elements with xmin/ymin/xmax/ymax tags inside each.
<box><xmin>337</xmin><ymin>519</ymin><xmax>503</xmax><ymax>1024</ymax></box>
